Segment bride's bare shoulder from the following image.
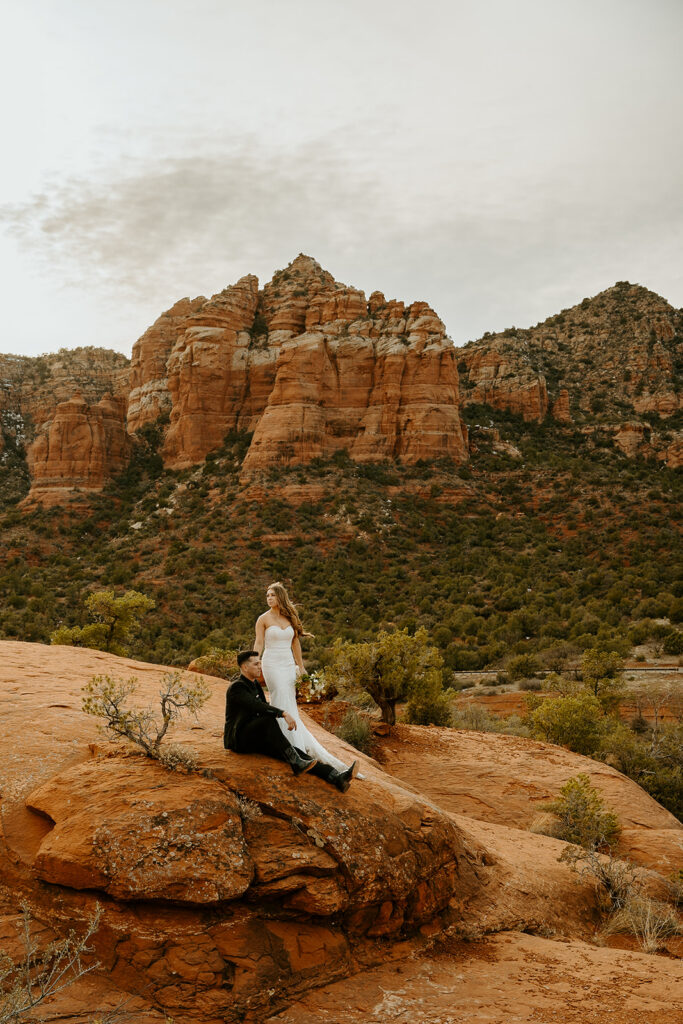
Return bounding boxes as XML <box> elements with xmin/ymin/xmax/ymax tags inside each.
<box><xmin>256</xmin><ymin>612</ymin><xmax>271</xmax><ymax>625</ymax></box>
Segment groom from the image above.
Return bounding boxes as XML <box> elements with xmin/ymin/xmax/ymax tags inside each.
<box><xmin>224</xmin><ymin>651</ymin><xmax>355</xmax><ymax>793</ymax></box>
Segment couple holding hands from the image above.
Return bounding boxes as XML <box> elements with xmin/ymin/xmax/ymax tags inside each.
<box><xmin>223</xmin><ymin>582</ymin><xmax>357</xmax><ymax>793</ymax></box>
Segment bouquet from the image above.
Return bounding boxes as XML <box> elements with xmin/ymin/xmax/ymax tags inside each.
<box><xmin>295</xmin><ymin>670</ymin><xmax>329</xmax><ymax>703</ymax></box>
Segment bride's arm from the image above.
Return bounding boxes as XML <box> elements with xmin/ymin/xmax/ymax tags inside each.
<box><xmin>254</xmin><ymin>616</ymin><xmax>266</xmax><ymax>657</ymax></box>
<box><xmin>291</xmin><ymin>634</ymin><xmax>305</xmax><ymax>676</ymax></box>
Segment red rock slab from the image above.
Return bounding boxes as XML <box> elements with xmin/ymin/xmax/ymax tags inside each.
<box><xmin>265</xmin><ymin>930</ymin><xmax>683</xmax><ymax>1024</ymax></box>
<box><xmin>374</xmin><ymin>724</ymin><xmax>682</xmax><ymax>873</ymax></box>
<box><xmin>26</xmin><ymin>757</ymin><xmax>252</xmax><ymax>902</ymax></box>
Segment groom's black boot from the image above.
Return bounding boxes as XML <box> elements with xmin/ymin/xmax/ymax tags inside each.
<box><xmin>284</xmin><ymin>745</ymin><xmax>318</xmax><ymax>776</ymax></box>
<box><xmin>330</xmin><ymin>761</ymin><xmax>357</xmax><ymax>793</ymax></box>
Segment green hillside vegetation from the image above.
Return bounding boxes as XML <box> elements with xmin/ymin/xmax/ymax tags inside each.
<box><xmin>0</xmin><ymin>406</ymin><xmax>679</xmax><ymax>676</ymax></box>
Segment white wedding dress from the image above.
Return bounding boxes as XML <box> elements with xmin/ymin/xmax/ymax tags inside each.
<box><xmin>261</xmin><ymin>624</ymin><xmax>351</xmax><ymax>773</ymax></box>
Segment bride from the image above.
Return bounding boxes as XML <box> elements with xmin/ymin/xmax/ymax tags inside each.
<box><xmin>255</xmin><ymin>582</ymin><xmax>355</xmax><ymax>775</ymax></box>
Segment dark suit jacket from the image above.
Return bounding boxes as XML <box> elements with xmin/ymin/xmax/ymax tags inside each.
<box><xmin>223</xmin><ymin>673</ymin><xmax>283</xmax><ymax>751</ymax></box>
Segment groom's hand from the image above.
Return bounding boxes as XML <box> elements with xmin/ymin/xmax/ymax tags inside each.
<box><xmin>282</xmin><ymin>711</ymin><xmax>296</xmax><ymax>731</ymax></box>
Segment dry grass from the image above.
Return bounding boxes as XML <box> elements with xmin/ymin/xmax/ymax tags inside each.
<box><xmin>602</xmin><ymin>894</ymin><xmax>681</xmax><ymax>953</ymax></box>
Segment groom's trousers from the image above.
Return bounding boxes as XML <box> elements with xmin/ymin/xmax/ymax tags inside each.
<box><xmin>236</xmin><ymin>716</ymin><xmax>339</xmax><ymax>783</ymax></box>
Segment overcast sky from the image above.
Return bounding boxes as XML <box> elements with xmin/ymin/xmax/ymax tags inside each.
<box><xmin>1</xmin><ymin>0</ymin><xmax>681</xmax><ymax>358</ymax></box>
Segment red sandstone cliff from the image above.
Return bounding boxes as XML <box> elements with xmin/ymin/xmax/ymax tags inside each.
<box><xmin>132</xmin><ymin>255</ymin><xmax>468</xmax><ymax>472</ymax></box>
<box><xmin>127</xmin><ymin>296</ymin><xmax>206</xmax><ymax>433</ymax></box>
<box><xmin>19</xmin><ymin>256</ymin><xmax>468</xmax><ymax>503</ymax></box>
<box><xmin>161</xmin><ymin>274</ymin><xmax>274</xmax><ymax>468</ymax></box>
<box><xmin>24</xmin><ymin>392</ymin><xmax>131</xmax><ymax>508</ymax></box>
<box><xmin>9</xmin><ymin>264</ymin><xmax>683</xmax><ymax>506</ymax></box>
<box><xmin>241</xmin><ymin>266</ymin><xmax>467</xmax><ymax>473</ymax></box>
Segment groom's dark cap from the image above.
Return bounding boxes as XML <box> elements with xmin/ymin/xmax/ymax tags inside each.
<box><xmin>237</xmin><ymin>650</ymin><xmax>259</xmax><ymax>666</ymax></box>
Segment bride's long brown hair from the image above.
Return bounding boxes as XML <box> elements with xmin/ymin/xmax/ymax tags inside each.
<box><xmin>268</xmin><ymin>582</ymin><xmax>313</xmax><ymax>638</ymax></box>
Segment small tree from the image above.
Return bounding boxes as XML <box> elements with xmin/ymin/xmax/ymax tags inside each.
<box><xmin>507</xmin><ymin>653</ymin><xmax>540</xmax><ymax>682</ymax></box>
<box><xmin>82</xmin><ymin>672</ymin><xmax>210</xmax><ymax>771</ymax></box>
<box><xmin>528</xmin><ymin>692</ymin><xmax>605</xmax><ymax>755</ymax></box>
<box><xmin>580</xmin><ymin>649</ymin><xmax>625</xmax><ymax>712</ymax></box>
<box><xmin>543</xmin><ymin>773</ymin><xmax>621</xmax><ymax>849</ymax></box>
<box><xmin>639</xmin><ymin>680</ymin><xmax>674</xmax><ymax>744</ymax></box>
<box><xmin>327</xmin><ymin>627</ymin><xmax>444</xmax><ymax>725</ymax></box>
<box><xmin>541</xmin><ymin>672</ymin><xmax>582</xmax><ymax>696</ymax></box>
<box><xmin>51</xmin><ymin>590</ymin><xmax>155</xmax><ymax>656</ymax></box>
<box><xmin>189</xmin><ymin>647</ymin><xmax>238</xmax><ymax>680</ymax></box>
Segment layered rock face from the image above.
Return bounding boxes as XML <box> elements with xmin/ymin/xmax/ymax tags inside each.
<box><xmin>15</xmin><ymin>257</ymin><xmax>468</xmax><ymax>501</ymax></box>
<box><xmin>24</xmin><ymin>392</ymin><xmax>131</xmax><ymax>507</ymax></box>
<box><xmin>162</xmin><ymin>274</ymin><xmax>275</xmax><ymax>468</ymax></box>
<box><xmin>611</xmin><ymin>421</ymin><xmax>682</xmax><ymax>468</ymax></box>
<box><xmin>0</xmin><ymin>347</ymin><xmax>129</xmax><ymax>439</ymax></box>
<box><xmin>154</xmin><ymin>256</ymin><xmax>467</xmax><ymax>471</ymax></box>
<box><xmin>550</xmin><ymin>387</ymin><xmax>571</xmax><ymax>422</ymax></box>
<box><xmin>127</xmin><ymin>296</ymin><xmax>206</xmax><ymax>433</ymax></box>
<box><xmin>9</xmin><ymin>266</ymin><xmax>683</xmax><ymax>505</ymax></box>
<box><xmin>456</xmin><ymin>346</ymin><xmax>549</xmax><ymax>422</ymax></box>
<box><xmin>1</xmin><ymin>348</ymin><xmax>130</xmax><ymax>506</ymax></box>
<box><xmin>243</xmin><ymin>286</ymin><xmax>467</xmax><ymax>473</ymax></box>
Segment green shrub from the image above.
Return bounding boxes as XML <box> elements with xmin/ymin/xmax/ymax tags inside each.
<box><xmin>51</xmin><ymin>589</ymin><xmax>155</xmax><ymax>657</ymax></box>
<box><xmin>507</xmin><ymin>654</ymin><xmax>540</xmax><ymax>681</ymax></box>
<box><xmin>405</xmin><ymin>688</ymin><xmax>452</xmax><ymax>726</ymax></box>
<box><xmin>542</xmin><ymin>773</ymin><xmax>621</xmax><ymax>849</ymax></box>
<box><xmin>451</xmin><ymin>704</ymin><xmax>506</xmax><ymax>732</ymax></box>
<box><xmin>663</xmin><ymin>630</ymin><xmax>683</xmax><ymax>655</ymax></box>
<box><xmin>334</xmin><ymin>709</ymin><xmax>373</xmax><ymax>754</ymax></box>
<box><xmin>528</xmin><ymin>692</ymin><xmax>605</xmax><ymax>755</ymax></box>
<box><xmin>189</xmin><ymin>647</ymin><xmax>237</xmax><ymax>679</ymax></box>
<box><xmin>327</xmin><ymin>627</ymin><xmax>444</xmax><ymax>726</ymax></box>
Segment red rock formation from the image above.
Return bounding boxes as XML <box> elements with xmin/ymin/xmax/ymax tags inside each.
<box><xmin>0</xmin><ymin>641</ymin><xmax>479</xmax><ymax>1021</ymax></box>
<box><xmin>459</xmin><ymin>282</ymin><xmax>682</xmax><ymax>426</ymax></box>
<box><xmin>243</xmin><ymin>328</ymin><xmax>466</xmax><ymax>472</ymax></box>
<box><xmin>149</xmin><ymin>256</ymin><xmax>468</xmax><ymax>471</ymax></box>
<box><xmin>23</xmin><ymin>392</ymin><xmax>131</xmax><ymax>507</ymax></box>
<box><xmin>0</xmin><ymin>348</ymin><xmax>129</xmax><ymax>442</ymax></box>
<box><xmin>613</xmin><ymin>422</ymin><xmax>654</xmax><ymax>460</ymax></box>
<box><xmin>551</xmin><ymin>388</ymin><xmax>571</xmax><ymax>422</ymax></box>
<box><xmin>162</xmin><ymin>275</ymin><xmax>277</xmax><ymax>468</ymax></box>
<box><xmin>664</xmin><ymin>438</ymin><xmax>683</xmax><ymax>469</ymax></box>
<box><xmin>458</xmin><ymin>346</ymin><xmax>549</xmax><ymax>422</ymax></box>
<box><xmin>127</xmin><ymin>296</ymin><xmax>206</xmax><ymax>433</ymax></box>
<box><xmin>608</xmin><ymin>421</ymin><xmax>682</xmax><ymax>467</ymax></box>
<box><xmin>6</xmin><ymin>266</ymin><xmax>682</xmax><ymax>505</ymax></box>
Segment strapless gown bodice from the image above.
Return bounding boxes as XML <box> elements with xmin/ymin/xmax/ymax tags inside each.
<box><xmin>263</xmin><ymin>623</ymin><xmax>296</xmax><ymax>654</ymax></box>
